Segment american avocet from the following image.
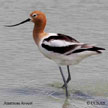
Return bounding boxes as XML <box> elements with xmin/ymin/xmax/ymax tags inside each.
<box><xmin>6</xmin><ymin>10</ymin><xmax>105</xmax><ymax>98</ymax></box>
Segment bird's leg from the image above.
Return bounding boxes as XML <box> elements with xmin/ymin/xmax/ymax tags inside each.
<box><xmin>59</xmin><ymin>66</ymin><xmax>69</xmax><ymax>98</ymax></box>
<box><xmin>62</xmin><ymin>65</ymin><xmax>71</xmax><ymax>88</ymax></box>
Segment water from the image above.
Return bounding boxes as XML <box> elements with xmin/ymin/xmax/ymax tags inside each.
<box><xmin>0</xmin><ymin>0</ymin><xmax>108</xmax><ymax>108</ymax></box>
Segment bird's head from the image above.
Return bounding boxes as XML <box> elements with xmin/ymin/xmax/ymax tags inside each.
<box><xmin>30</xmin><ymin>10</ymin><xmax>46</xmax><ymax>25</ymax></box>
<box><xmin>5</xmin><ymin>10</ymin><xmax>46</xmax><ymax>28</ymax></box>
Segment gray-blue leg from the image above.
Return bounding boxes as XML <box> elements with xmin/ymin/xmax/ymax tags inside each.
<box><xmin>59</xmin><ymin>66</ymin><xmax>69</xmax><ymax>98</ymax></box>
<box><xmin>62</xmin><ymin>65</ymin><xmax>71</xmax><ymax>88</ymax></box>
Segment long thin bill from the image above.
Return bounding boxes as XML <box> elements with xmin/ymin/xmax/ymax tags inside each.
<box><xmin>5</xmin><ymin>18</ymin><xmax>31</xmax><ymax>27</ymax></box>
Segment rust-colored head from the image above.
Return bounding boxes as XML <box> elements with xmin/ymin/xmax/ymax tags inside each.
<box><xmin>30</xmin><ymin>10</ymin><xmax>47</xmax><ymax>33</ymax></box>
<box><xmin>30</xmin><ymin>11</ymin><xmax>46</xmax><ymax>24</ymax></box>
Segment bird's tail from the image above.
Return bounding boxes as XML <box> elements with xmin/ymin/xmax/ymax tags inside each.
<box><xmin>88</xmin><ymin>46</ymin><xmax>105</xmax><ymax>54</ymax></box>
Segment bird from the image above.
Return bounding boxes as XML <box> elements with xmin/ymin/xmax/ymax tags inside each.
<box><xmin>5</xmin><ymin>10</ymin><xmax>105</xmax><ymax>98</ymax></box>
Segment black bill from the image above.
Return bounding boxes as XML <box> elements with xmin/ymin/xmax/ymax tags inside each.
<box><xmin>5</xmin><ymin>18</ymin><xmax>31</xmax><ymax>27</ymax></box>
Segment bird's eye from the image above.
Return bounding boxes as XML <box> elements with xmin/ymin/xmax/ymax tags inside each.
<box><xmin>32</xmin><ymin>14</ymin><xmax>37</xmax><ymax>17</ymax></box>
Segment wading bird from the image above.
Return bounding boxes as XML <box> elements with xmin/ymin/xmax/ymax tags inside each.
<box><xmin>5</xmin><ymin>10</ymin><xmax>105</xmax><ymax>98</ymax></box>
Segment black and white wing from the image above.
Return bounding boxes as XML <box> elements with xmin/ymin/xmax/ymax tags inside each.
<box><xmin>41</xmin><ymin>33</ymin><xmax>105</xmax><ymax>55</ymax></box>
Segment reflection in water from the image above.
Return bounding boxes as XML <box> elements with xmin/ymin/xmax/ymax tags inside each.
<box><xmin>2</xmin><ymin>86</ymin><xmax>108</xmax><ymax>108</ymax></box>
<box><xmin>62</xmin><ymin>99</ymin><xmax>70</xmax><ymax>108</ymax></box>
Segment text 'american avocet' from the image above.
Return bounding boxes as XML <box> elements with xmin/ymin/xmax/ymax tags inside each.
<box><xmin>5</xmin><ymin>10</ymin><xmax>105</xmax><ymax>98</ymax></box>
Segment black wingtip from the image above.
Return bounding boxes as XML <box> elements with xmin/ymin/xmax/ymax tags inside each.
<box><xmin>72</xmin><ymin>46</ymin><xmax>105</xmax><ymax>54</ymax></box>
<box><xmin>93</xmin><ymin>46</ymin><xmax>105</xmax><ymax>51</ymax></box>
<box><xmin>92</xmin><ymin>46</ymin><xmax>105</xmax><ymax>54</ymax></box>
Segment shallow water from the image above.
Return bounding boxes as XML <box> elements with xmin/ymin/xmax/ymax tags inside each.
<box><xmin>0</xmin><ymin>0</ymin><xmax>108</xmax><ymax>108</ymax></box>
